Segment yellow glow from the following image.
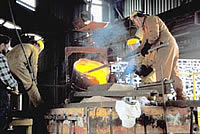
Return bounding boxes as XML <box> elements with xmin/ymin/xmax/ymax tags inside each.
<box><xmin>74</xmin><ymin>58</ymin><xmax>110</xmax><ymax>84</ymax></box>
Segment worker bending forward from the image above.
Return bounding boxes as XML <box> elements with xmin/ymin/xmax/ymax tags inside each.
<box><xmin>6</xmin><ymin>35</ymin><xmax>44</xmax><ymax>108</ymax></box>
<box><xmin>130</xmin><ymin>11</ymin><xmax>187</xmax><ymax>100</ymax></box>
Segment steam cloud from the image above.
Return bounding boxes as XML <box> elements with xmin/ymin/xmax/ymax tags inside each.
<box><xmin>91</xmin><ymin>20</ymin><xmax>128</xmax><ymax>46</ymax></box>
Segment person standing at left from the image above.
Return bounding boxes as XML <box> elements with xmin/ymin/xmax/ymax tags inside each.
<box><xmin>0</xmin><ymin>34</ymin><xmax>19</xmax><ymax>133</ymax></box>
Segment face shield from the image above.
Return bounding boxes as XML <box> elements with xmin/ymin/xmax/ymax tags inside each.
<box><xmin>127</xmin><ymin>27</ymin><xmax>144</xmax><ymax>51</ymax></box>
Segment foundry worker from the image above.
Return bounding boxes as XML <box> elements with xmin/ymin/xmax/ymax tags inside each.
<box><xmin>6</xmin><ymin>34</ymin><xmax>45</xmax><ymax>108</ymax></box>
<box><xmin>130</xmin><ymin>11</ymin><xmax>187</xmax><ymax>100</ymax></box>
<box><xmin>0</xmin><ymin>34</ymin><xmax>19</xmax><ymax>133</ymax></box>
<box><xmin>124</xmin><ymin>27</ymin><xmax>156</xmax><ymax>83</ymax></box>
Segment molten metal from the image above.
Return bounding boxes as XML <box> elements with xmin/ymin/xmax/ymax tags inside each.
<box><xmin>74</xmin><ymin>58</ymin><xmax>110</xmax><ymax>85</ymax></box>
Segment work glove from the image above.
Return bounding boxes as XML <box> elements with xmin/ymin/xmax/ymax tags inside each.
<box><xmin>135</xmin><ymin>65</ymin><xmax>153</xmax><ymax>77</ymax></box>
<box><xmin>141</xmin><ymin>40</ymin><xmax>152</xmax><ymax>57</ymax></box>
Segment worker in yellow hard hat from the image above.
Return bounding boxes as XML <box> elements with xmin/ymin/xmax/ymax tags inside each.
<box><xmin>6</xmin><ymin>33</ymin><xmax>45</xmax><ymax>109</ymax></box>
<box><xmin>7</xmin><ymin>33</ymin><xmax>48</xmax><ymax>134</ymax></box>
<box><xmin>130</xmin><ymin>11</ymin><xmax>187</xmax><ymax>100</ymax></box>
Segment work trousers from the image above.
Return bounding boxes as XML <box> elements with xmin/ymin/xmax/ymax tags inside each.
<box><xmin>9</xmin><ymin>64</ymin><xmax>43</xmax><ymax>108</ymax></box>
<box><xmin>155</xmin><ymin>37</ymin><xmax>186</xmax><ymax>97</ymax></box>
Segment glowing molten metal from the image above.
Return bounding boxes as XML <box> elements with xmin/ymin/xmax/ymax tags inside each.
<box><xmin>74</xmin><ymin>58</ymin><xmax>110</xmax><ymax>85</ymax></box>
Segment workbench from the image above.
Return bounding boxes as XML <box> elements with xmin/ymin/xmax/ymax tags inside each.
<box><xmin>45</xmin><ymin>101</ymin><xmax>192</xmax><ymax>134</ymax></box>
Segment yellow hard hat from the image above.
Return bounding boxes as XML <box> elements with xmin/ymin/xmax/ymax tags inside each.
<box><xmin>37</xmin><ymin>40</ymin><xmax>44</xmax><ymax>51</ymax></box>
<box><xmin>130</xmin><ymin>11</ymin><xmax>147</xmax><ymax>20</ymax></box>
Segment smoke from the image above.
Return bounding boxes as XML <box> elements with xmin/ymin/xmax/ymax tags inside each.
<box><xmin>91</xmin><ymin>20</ymin><xmax>128</xmax><ymax>47</ymax></box>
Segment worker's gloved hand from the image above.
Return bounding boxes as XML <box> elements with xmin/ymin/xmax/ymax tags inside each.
<box><xmin>141</xmin><ymin>40</ymin><xmax>152</xmax><ymax>57</ymax></box>
<box><xmin>135</xmin><ymin>65</ymin><xmax>153</xmax><ymax>77</ymax></box>
<box><xmin>135</xmin><ymin>66</ymin><xmax>143</xmax><ymax>76</ymax></box>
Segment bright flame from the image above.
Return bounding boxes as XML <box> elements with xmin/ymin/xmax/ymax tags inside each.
<box><xmin>74</xmin><ymin>58</ymin><xmax>110</xmax><ymax>84</ymax></box>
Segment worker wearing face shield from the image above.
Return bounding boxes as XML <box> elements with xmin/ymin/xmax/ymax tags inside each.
<box><xmin>6</xmin><ymin>34</ymin><xmax>45</xmax><ymax>109</ymax></box>
<box><xmin>129</xmin><ymin>11</ymin><xmax>187</xmax><ymax>100</ymax></box>
<box><xmin>124</xmin><ymin>27</ymin><xmax>156</xmax><ymax>83</ymax></box>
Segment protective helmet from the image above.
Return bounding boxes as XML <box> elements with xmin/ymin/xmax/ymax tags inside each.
<box><xmin>130</xmin><ymin>11</ymin><xmax>147</xmax><ymax>20</ymax></box>
<box><xmin>37</xmin><ymin>40</ymin><xmax>44</xmax><ymax>51</ymax></box>
<box><xmin>21</xmin><ymin>33</ymin><xmax>44</xmax><ymax>51</ymax></box>
<box><xmin>130</xmin><ymin>11</ymin><xmax>138</xmax><ymax>20</ymax></box>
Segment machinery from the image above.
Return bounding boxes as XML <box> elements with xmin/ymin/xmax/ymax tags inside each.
<box><xmin>43</xmin><ymin>43</ymin><xmax>200</xmax><ymax>134</ymax></box>
<box><xmin>44</xmin><ymin>21</ymin><xmax>200</xmax><ymax>134</ymax></box>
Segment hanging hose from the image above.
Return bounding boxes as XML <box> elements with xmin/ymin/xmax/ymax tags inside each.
<box><xmin>7</xmin><ymin>0</ymin><xmax>35</xmax><ymax>85</ymax></box>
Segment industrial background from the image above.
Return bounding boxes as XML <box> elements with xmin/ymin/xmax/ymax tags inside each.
<box><xmin>1</xmin><ymin>0</ymin><xmax>200</xmax><ymax>134</ymax></box>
